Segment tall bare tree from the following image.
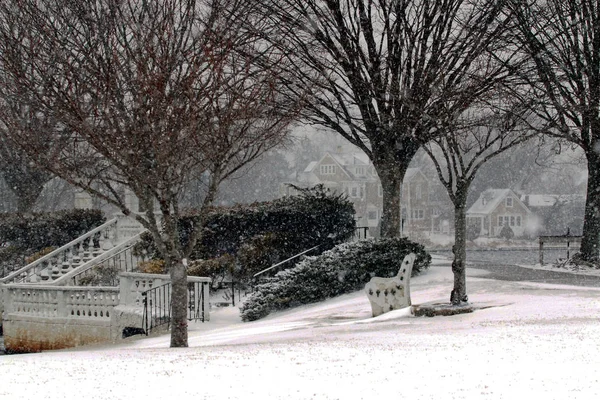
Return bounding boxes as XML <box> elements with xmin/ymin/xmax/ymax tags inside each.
<box><xmin>0</xmin><ymin>0</ymin><xmax>299</xmax><ymax>347</ymax></box>
<box><xmin>509</xmin><ymin>0</ymin><xmax>600</xmax><ymax>260</ymax></box>
<box><xmin>423</xmin><ymin>95</ymin><xmax>535</xmax><ymax>304</ymax></box>
<box><xmin>251</xmin><ymin>0</ymin><xmax>516</xmax><ymax>237</ymax></box>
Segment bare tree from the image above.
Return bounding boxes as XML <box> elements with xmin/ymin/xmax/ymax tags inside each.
<box><xmin>250</xmin><ymin>0</ymin><xmax>516</xmax><ymax>237</ymax></box>
<box><xmin>0</xmin><ymin>0</ymin><xmax>299</xmax><ymax>347</ymax></box>
<box><xmin>508</xmin><ymin>0</ymin><xmax>600</xmax><ymax>260</ymax></box>
<box><xmin>423</xmin><ymin>95</ymin><xmax>535</xmax><ymax>304</ymax></box>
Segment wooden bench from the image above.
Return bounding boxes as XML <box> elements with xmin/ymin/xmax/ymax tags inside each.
<box><xmin>365</xmin><ymin>253</ymin><xmax>415</xmax><ymax>317</ymax></box>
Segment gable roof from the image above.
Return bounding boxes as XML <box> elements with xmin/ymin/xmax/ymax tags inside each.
<box><xmin>404</xmin><ymin>168</ymin><xmax>429</xmax><ymax>182</ymax></box>
<box><xmin>316</xmin><ymin>151</ymin><xmax>377</xmax><ymax>180</ymax></box>
<box><xmin>467</xmin><ymin>189</ymin><xmax>529</xmax><ymax>215</ymax></box>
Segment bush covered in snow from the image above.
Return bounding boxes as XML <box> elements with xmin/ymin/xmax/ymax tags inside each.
<box><xmin>240</xmin><ymin>237</ymin><xmax>431</xmax><ymax>321</ymax></box>
<box><xmin>135</xmin><ymin>185</ymin><xmax>356</xmax><ymax>282</ymax></box>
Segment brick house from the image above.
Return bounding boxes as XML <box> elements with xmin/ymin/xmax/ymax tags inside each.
<box><xmin>466</xmin><ymin>189</ymin><xmax>532</xmax><ymax>238</ymax></box>
<box><xmin>281</xmin><ymin>151</ymin><xmax>447</xmax><ymax>238</ymax></box>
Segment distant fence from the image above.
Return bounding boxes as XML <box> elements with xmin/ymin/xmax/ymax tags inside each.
<box><xmin>538</xmin><ymin>234</ymin><xmax>582</xmax><ymax>265</ymax></box>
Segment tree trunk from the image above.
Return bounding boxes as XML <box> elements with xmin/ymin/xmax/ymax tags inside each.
<box><xmin>169</xmin><ymin>260</ymin><xmax>189</xmax><ymax>347</ymax></box>
<box><xmin>580</xmin><ymin>149</ymin><xmax>600</xmax><ymax>261</ymax></box>
<box><xmin>450</xmin><ymin>191</ymin><xmax>468</xmax><ymax>305</ymax></box>
<box><xmin>374</xmin><ymin>139</ymin><xmax>419</xmax><ymax>238</ymax></box>
<box><xmin>378</xmin><ymin>167</ymin><xmax>403</xmax><ymax>238</ymax></box>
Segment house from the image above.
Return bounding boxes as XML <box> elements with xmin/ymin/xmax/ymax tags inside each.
<box><xmin>521</xmin><ymin>194</ymin><xmax>585</xmax><ymax>236</ymax></box>
<box><xmin>281</xmin><ymin>150</ymin><xmax>448</xmax><ymax>238</ymax></box>
<box><xmin>466</xmin><ymin>189</ymin><xmax>532</xmax><ymax>238</ymax></box>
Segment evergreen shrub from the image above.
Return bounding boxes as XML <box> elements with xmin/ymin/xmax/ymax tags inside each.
<box><xmin>134</xmin><ymin>185</ymin><xmax>356</xmax><ymax>282</ymax></box>
<box><xmin>0</xmin><ymin>209</ymin><xmax>105</xmax><ymax>252</ymax></box>
<box><xmin>240</xmin><ymin>237</ymin><xmax>431</xmax><ymax>322</ymax></box>
<box><xmin>499</xmin><ymin>224</ymin><xmax>515</xmax><ymax>240</ymax></box>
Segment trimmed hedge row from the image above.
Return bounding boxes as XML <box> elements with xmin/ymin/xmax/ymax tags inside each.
<box><xmin>0</xmin><ymin>209</ymin><xmax>106</xmax><ymax>251</ymax></box>
<box><xmin>240</xmin><ymin>237</ymin><xmax>431</xmax><ymax>321</ymax></box>
<box><xmin>135</xmin><ymin>185</ymin><xmax>357</xmax><ymax>281</ymax></box>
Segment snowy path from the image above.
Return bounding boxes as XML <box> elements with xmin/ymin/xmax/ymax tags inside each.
<box><xmin>2</xmin><ymin>257</ymin><xmax>600</xmax><ymax>399</ymax></box>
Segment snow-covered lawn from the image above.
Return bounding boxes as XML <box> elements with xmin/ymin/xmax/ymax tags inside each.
<box><xmin>2</xmin><ymin>256</ymin><xmax>600</xmax><ymax>400</ymax></box>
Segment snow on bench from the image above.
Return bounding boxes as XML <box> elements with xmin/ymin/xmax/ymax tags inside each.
<box><xmin>365</xmin><ymin>253</ymin><xmax>415</xmax><ymax>317</ymax></box>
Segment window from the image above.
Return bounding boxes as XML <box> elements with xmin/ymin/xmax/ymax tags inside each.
<box><xmin>320</xmin><ymin>164</ymin><xmax>336</xmax><ymax>175</ymax></box>
<box><xmin>432</xmin><ymin>208</ymin><xmax>440</xmax><ymax>217</ymax></box>
<box><xmin>378</xmin><ymin>185</ymin><xmax>383</xmax><ymax>197</ymax></box>
<box><xmin>410</xmin><ymin>209</ymin><xmax>425</xmax><ymax>220</ymax></box>
<box><xmin>356</xmin><ymin>167</ymin><xmax>365</xmax><ymax>176</ymax></box>
<box><xmin>368</xmin><ymin>210</ymin><xmax>378</xmax><ymax>220</ymax></box>
<box><xmin>351</xmin><ymin>187</ymin><xmax>358</xmax><ymax>197</ymax></box>
<box><xmin>498</xmin><ymin>215</ymin><xmax>519</xmax><ymax>227</ymax></box>
<box><xmin>506</xmin><ymin>197</ymin><xmax>513</xmax><ymax>207</ymax></box>
<box><xmin>416</xmin><ymin>184</ymin><xmax>422</xmax><ymax>200</ymax></box>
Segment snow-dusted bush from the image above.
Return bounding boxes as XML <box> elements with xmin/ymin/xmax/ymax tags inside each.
<box><xmin>134</xmin><ymin>185</ymin><xmax>356</xmax><ymax>282</ymax></box>
<box><xmin>499</xmin><ymin>224</ymin><xmax>515</xmax><ymax>240</ymax></box>
<box><xmin>240</xmin><ymin>237</ymin><xmax>431</xmax><ymax>321</ymax></box>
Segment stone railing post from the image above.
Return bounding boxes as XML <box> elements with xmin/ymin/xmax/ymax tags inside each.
<box><xmin>3</xmin><ymin>285</ymin><xmax>12</xmax><ymax>315</ymax></box>
<box><xmin>203</xmin><ymin>282</ymin><xmax>210</xmax><ymax>321</ymax></box>
<box><xmin>119</xmin><ymin>274</ymin><xmax>133</xmax><ymax>305</ymax></box>
<box><xmin>57</xmin><ymin>288</ymin><xmax>68</xmax><ymax>318</ymax></box>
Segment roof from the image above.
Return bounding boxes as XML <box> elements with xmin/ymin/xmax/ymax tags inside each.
<box><xmin>321</xmin><ymin>152</ymin><xmax>376</xmax><ymax>180</ymax></box>
<box><xmin>467</xmin><ymin>189</ymin><xmax>522</xmax><ymax>215</ymax></box>
<box><xmin>522</xmin><ymin>194</ymin><xmax>585</xmax><ymax>207</ymax></box>
<box><xmin>404</xmin><ymin>168</ymin><xmax>426</xmax><ymax>182</ymax></box>
<box><xmin>329</xmin><ymin>152</ymin><xmax>370</xmax><ymax>167</ymax></box>
<box><xmin>303</xmin><ymin>161</ymin><xmax>318</xmax><ymax>173</ymax></box>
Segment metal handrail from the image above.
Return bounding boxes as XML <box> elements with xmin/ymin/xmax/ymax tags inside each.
<box><xmin>0</xmin><ymin>218</ymin><xmax>118</xmax><ymax>284</ymax></box>
<box><xmin>253</xmin><ymin>245</ymin><xmax>320</xmax><ymax>278</ymax></box>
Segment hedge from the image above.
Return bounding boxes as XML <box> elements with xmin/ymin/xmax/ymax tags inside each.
<box><xmin>0</xmin><ymin>209</ymin><xmax>106</xmax><ymax>251</ymax></box>
<box><xmin>239</xmin><ymin>237</ymin><xmax>431</xmax><ymax>321</ymax></box>
<box><xmin>134</xmin><ymin>185</ymin><xmax>357</xmax><ymax>282</ymax></box>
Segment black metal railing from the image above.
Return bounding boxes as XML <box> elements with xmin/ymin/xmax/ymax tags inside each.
<box><xmin>252</xmin><ymin>245</ymin><xmax>321</xmax><ymax>280</ymax></box>
<box><xmin>142</xmin><ymin>280</ymin><xmax>207</xmax><ymax>335</ymax></box>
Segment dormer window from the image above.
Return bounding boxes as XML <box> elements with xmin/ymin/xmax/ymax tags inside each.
<box><xmin>506</xmin><ymin>197</ymin><xmax>513</xmax><ymax>207</ymax></box>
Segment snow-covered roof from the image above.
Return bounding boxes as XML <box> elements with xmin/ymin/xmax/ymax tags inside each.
<box><xmin>522</xmin><ymin>194</ymin><xmax>585</xmax><ymax>207</ymax></box>
<box><xmin>329</xmin><ymin>152</ymin><xmax>370</xmax><ymax>167</ymax></box>
<box><xmin>467</xmin><ymin>189</ymin><xmax>518</xmax><ymax>215</ymax></box>
<box><xmin>303</xmin><ymin>161</ymin><xmax>318</xmax><ymax>173</ymax></box>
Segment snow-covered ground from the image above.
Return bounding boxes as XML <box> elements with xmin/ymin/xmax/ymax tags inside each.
<box><xmin>2</xmin><ymin>256</ymin><xmax>600</xmax><ymax>400</ymax></box>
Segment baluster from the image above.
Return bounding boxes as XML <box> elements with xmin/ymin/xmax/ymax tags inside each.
<box><xmin>101</xmin><ymin>223</ymin><xmax>116</xmax><ymax>251</ymax></box>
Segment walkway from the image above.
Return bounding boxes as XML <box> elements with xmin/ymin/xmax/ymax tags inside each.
<box><xmin>467</xmin><ymin>262</ymin><xmax>600</xmax><ymax>287</ymax></box>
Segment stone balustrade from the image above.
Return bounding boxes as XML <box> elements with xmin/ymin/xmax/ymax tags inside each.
<box><xmin>4</xmin><ymin>285</ymin><xmax>120</xmax><ymax>319</ymax></box>
<box><xmin>2</xmin><ymin>272</ymin><xmax>211</xmax><ymax>353</ymax></box>
<box><xmin>0</xmin><ymin>218</ymin><xmax>120</xmax><ymax>285</ymax></box>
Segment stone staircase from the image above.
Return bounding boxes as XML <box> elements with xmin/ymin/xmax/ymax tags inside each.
<box><xmin>0</xmin><ymin>216</ymin><xmax>146</xmax><ymax>286</ymax></box>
